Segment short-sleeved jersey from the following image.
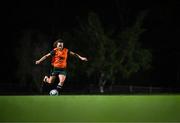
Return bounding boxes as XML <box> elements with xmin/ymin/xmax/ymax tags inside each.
<box><xmin>50</xmin><ymin>48</ymin><xmax>68</xmax><ymax>68</ymax></box>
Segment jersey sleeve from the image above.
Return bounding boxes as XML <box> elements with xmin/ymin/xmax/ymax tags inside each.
<box><xmin>67</xmin><ymin>49</ymin><xmax>71</xmax><ymax>56</ymax></box>
<box><xmin>50</xmin><ymin>50</ymin><xmax>55</xmax><ymax>56</ymax></box>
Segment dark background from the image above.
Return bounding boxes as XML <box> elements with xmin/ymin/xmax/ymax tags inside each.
<box><xmin>1</xmin><ymin>0</ymin><xmax>180</xmax><ymax>94</ymax></box>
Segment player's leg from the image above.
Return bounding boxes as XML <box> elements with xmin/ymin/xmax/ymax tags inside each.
<box><xmin>42</xmin><ymin>75</ymin><xmax>56</xmax><ymax>94</ymax></box>
<box><xmin>56</xmin><ymin>74</ymin><xmax>66</xmax><ymax>92</ymax></box>
<box><xmin>43</xmin><ymin>75</ymin><xmax>56</xmax><ymax>84</ymax></box>
<box><xmin>43</xmin><ymin>67</ymin><xmax>57</xmax><ymax>84</ymax></box>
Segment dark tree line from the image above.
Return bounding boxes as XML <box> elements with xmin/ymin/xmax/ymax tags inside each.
<box><xmin>62</xmin><ymin>11</ymin><xmax>152</xmax><ymax>93</ymax></box>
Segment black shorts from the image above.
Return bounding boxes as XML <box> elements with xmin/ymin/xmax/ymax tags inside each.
<box><xmin>50</xmin><ymin>67</ymin><xmax>67</xmax><ymax>76</ymax></box>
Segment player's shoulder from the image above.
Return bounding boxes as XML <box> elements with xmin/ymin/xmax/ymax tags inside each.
<box><xmin>63</xmin><ymin>48</ymin><xmax>69</xmax><ymax>51</ymax></box>
<box><xmin>53</xmin><ymin>48</ymin><xmax>58</xmax><ymax>51</ymax></box>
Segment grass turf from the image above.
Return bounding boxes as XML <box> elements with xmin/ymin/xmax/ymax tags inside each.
<box><xmin>0</xmin><ymin>95</ymin><xmax>180</xmax><ymax>122</ymax></box>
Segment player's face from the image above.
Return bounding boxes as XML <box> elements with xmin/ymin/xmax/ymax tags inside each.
<box><xmin>57</xmin><ymin>42</ymin><xmax>64</xmax><ymax>50</ymax></box>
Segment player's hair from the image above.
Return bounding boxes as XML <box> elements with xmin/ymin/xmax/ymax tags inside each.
<box><xmin>53</xmin><ymin>39</ymin><xmax>63</xmax><ymax>48</ymax></box>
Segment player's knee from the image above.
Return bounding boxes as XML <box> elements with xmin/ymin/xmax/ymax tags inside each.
<box><xmin>47</xmin><ymin>79</ymin><xmax>53</xmax><ymax>84</ymax></box>
<box><xmin>47</xmin><ymin>81</ymin><xmax>51</xmax><ymax>84</ymax></box>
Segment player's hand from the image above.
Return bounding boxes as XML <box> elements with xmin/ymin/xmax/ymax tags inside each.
<box><xmin>81</xmin><ymin>57</ymin><xmax>88</xmax><ymax>61</ymax></box>
<box><xmin>35</xmin><ymin>60</ymin><xmax>41</xmax><ymax>64</ymax></box>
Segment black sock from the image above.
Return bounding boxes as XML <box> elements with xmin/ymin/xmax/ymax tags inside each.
<box><xmin>57</xmin><ymin>85</ymin><xmax>63</xmax><ymax>92</ymax></box>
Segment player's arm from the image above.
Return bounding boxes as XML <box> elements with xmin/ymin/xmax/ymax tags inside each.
<box><xmin>70</xmin><ymin>51</ymin><xmax>88</xmax><ymax>61</ymax></box>
<box><xmin>35</xmin><ymin>53</ymin><xmax>51</xmax><ymax>64</ymax></box>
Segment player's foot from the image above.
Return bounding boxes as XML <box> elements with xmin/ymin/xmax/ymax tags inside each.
<box><xmin>43</xmin><ymin>76</ymin><xmax>48</xmax><ymax>82</ymax></box>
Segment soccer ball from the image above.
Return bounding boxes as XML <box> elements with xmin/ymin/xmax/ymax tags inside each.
<box><xmin>49</xmin><ymin>89</ymin><xmax>59</xmax><ymax>96</ymax></box>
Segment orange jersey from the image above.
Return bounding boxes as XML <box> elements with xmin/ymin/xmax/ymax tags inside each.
<box><xmin>50</xmin><ymin>48</ymin><xmax>68</xmax><ymax>68</ymax></box>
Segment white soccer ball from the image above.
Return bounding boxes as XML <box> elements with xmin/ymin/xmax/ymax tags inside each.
<box><xmin>49</xmin><ymin>89</ymin><xmax>59</xmax><ymax>96</ymax></box>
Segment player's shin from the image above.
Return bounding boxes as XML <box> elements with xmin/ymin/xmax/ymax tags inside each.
<box><xmin>56</xmin><ymin>82</ymin><xmax>63</xmax><ymax>92</ymax></box>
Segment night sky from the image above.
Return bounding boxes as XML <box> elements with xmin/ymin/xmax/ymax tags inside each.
<box><xmin>1</xmin><ymin>0</ymin><xmax>180</xmax><ymax>91</ymax></box>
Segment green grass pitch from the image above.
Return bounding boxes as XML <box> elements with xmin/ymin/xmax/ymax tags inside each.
<box><xmin>0</xmin><ymin>95</ymin><xmax>180</xmax><ymax>122</ymax></box>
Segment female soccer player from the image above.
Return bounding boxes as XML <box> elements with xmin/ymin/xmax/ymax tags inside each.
<box><xmin>35</xmin><ymin>39</ymin><xmax>88</xmax><ymax>93</ymax></box>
